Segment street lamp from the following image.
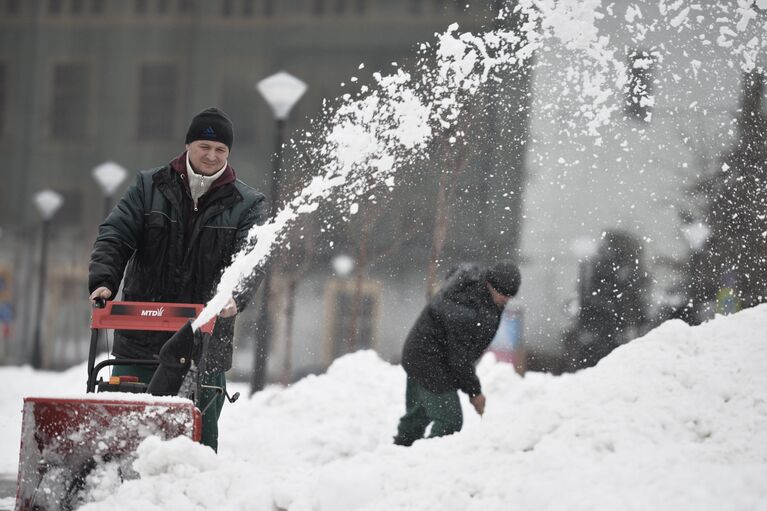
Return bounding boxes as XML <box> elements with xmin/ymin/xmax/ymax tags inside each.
<box><xmin>331</xmin><ymin>254</ymin><xmax>355</xmax><ymax>278</ymax></box>
<box><xmin>681</xmin><ymin>221</ymin><xmax>710</xmax><ymax>324</ymax></box>
<box><xmin>92</xmin><ymin>161</ymin><xmax>127</xmax><ymax>220</ymax></box>
<box><xmin>571</xmin><ymin>236</ymin><xmax>599</xmax><ymax>316</ymax></box>
<box><xmin>252</xmin><ymin>71</ymin><xmax>307</xmax><ymax>393</ymax></box>
<box><xmin>32</xmin><ymin>189</ymin><xmax>64</xmax><ymax>369</ymax></box>
<box><xmin>256</xmin><ymin>71</ymin><xmax>308</xmax><ymax>210</ymax></box>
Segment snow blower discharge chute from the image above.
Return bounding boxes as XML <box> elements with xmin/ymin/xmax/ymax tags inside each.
<box><xmin>15</xmin><ymin>300</ymin><xmax>239</xmax><ymax>511</ymax></box>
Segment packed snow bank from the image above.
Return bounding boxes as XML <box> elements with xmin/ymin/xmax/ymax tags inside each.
<box><xmin>63</xmin><ymin>306</ymin><xmax>767</xmax><ymax>510</ymax></box>
<box><xmin>0</xmin><ymin>363</ymin><xmax>93</xmax><ymax>475</ymax></box>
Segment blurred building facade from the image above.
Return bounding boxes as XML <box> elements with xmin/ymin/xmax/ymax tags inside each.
<box><xmin>0</xmin><ymin>0</ymin><xmax>531</xmax><ymax>376</ymax></box>
<box><xmin>518</xmin><ymin>2</ymin><xmax>767</xmax><ymax>370</ymax></box>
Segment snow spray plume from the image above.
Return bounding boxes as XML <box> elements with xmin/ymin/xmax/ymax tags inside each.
<box><xmin>191</xmin><ymin>15</ymin><xmax>532</xmax><ymax>330</ymax></box>
<box><xmin>192</xmin><ymin>0</ymin><xmax>767</xmax><ymax>331</ymax></box>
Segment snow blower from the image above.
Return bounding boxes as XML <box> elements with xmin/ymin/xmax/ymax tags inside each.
<box><xmin>15</xmin><ymin>300</ymin><xmax>223</xmax><ymax>511</ymax></box>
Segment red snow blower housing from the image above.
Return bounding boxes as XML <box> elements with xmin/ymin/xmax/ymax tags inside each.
<box><xmin>15</xmin><ymin>300</ymin><xmax>220</xmax><ymax>511</ymax></box>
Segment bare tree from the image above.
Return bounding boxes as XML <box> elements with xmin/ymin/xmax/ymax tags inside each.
<box><xmin>696</xmin><ymin>70</ymin><xmax>767</xmax><ymax>308</ymax></box>
<box><xmin>278</xmin><ymin>218</ymin><xmax>317</xmax><ymax>383</ymax></box>
<box><xmin>272</xmin><ymin>148</ymin><xmax>321</xmax><ymax>383</ymax></box>
<box><xmin>424</xmin><ymin>136</ymin><xmax>470</xmax><ymax>300</ymax></box>
<box><xmin>340</xmin><ymin>174</ymin><xmax>425</xmax><ymax>353</ymax></box>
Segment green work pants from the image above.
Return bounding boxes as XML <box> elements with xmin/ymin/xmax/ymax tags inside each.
<box><xmin>394</xmin><ymin>376</ymin><xmax>463</xmax><ymax>446</ymax></box>
<box><xmin>111</xmin><ymin>364</ymin><xmax>226</xmax><ymax>452</ymax></box>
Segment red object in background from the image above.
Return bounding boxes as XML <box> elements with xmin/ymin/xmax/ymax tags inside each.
<box><xmin>491</xmin><ymin>350</ymin><xmax>516</xmax><ymax>364</ymax></box>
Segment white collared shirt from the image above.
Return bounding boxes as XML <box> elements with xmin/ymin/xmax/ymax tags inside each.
<box><xmin>186</xmin><ymin>153</ymin><xmax>227</xmax><ymax>209</ymax></box>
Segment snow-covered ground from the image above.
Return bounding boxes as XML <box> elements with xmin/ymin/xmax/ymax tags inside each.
<box><xmin>1</xmin><ymin>307</ymin><xmax>766</xmax><ymax>510</ymax></box>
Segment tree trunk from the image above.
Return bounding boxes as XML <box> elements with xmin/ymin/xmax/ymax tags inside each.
<box><xmin>425</xmin><ymin>142</ymin><xmax>469</xmax><ymax>300</ymax></box>
<box><xmin>346</xmin><ymin>204</ymin><xmax>372</xmax><ymax>353</ymax></box>
<box><xmin>282</xmin><ymin>276</ymin><xmax>298</xmax><ymax>384</ymax></box>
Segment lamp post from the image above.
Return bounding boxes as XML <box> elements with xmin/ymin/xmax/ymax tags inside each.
<box><xmin>252</xmin><ymin>71</ymin><xmax>307</xmax><ymax>393</ymax></box>
<box><xmin>31</xmin><ymin>189</ymin><xmax>64</xmax><ymax>369</ymax></box>
<box><xmin>571</xmin><ymin>236</ymin><xmax>599</xmax><ymax>322</ymax></box>
<box><xmin>331</xmin><ymin>254</ymin><xmax>357</xmax><ymax>354</ymax></box>
<box><xmin>92</xmin><ymin>161</ymin><xmax>127</xmax><ymax>220</ymax></box>
<box><xmin>681</xmin><ymin>221</ymin><xmax>710</xmax><ymax>324</ymax></box>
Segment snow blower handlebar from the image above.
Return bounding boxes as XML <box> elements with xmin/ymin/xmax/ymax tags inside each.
<box><xmin>87</xmin><ymin>300</ymin><xmax>216</xmax><ymax>393</ymax></box>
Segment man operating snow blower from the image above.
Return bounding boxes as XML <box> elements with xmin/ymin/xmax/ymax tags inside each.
<box><xmin>393</xmin><ymin>261</ymin><xmax>521</xmax><ymax>446</ymax></box>
<box><xmin>88</xmin><ymin>107</ymin><xmax>267</xmax><ymax>451</ymax></box>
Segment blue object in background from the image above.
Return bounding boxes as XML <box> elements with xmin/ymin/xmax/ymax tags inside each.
<box><xmin>0</xmin><ymin>303</ymin><xmax>12</xmax><ymax>323</ymax></box>
<box><xmin>490</xmin><ymin>307</ymin><xmax>524</xmax><ymax>354</ymax></box>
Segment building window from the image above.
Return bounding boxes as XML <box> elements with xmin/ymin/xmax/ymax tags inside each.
<box><xmin>51</xmin><ymin>63</ymin><xmax>89</xmax><ymax>141</ymax></box>
<box><xmin>409</xmin><ymin>0</ymin><xmax>423</xmax><ymax>15</ymax></box>
<box><xmin>178</xmin><ymin>0</ymin><xmax>194</xmax><ymax>14</ymax></box>
<box><xmin>0</xmin><ymin>64</ymin><xmax>6</xmax><ymax>139</ymax></box>
<box><xmin>324</xmin><ymin>278</ymin><xmax>381</xmax><ymax>362</ymax></box>
<box><xmin>157</xmin><ymin>0</ymin><xmax>171</xmax><ymax>14</ymax></box>
<box><xmin>625</xmin><ymin>50</ymin><xmax>656</xmax><ymax>122</ymax></box>
<box><xmin>71</xmin><ymin>0</ymin><xmax>85</xmax><ymax>14</ymax></box>
<box><xmin>47</xmin><ymin>0</ymin><xmax>63</xmax><ymax>15</ymax></box>
<box><xmin>134</xmin><ymin>0</ymin><xmax>147</xmax><ymax>15</ymax></box>
<box><xmin>221</xmin><ymin>0</ymin><xmax>234</xmax><ymax>16</ymax></box>
<box><xmin>221</xmin><ymin>79</ymin><xmax>257</xmax><ymax>143</ymax></box>
<box><xmin>137</xmin><ymin>63</ymin><xmax>178</xmax><ymax>140</ymax></box>
<box><xmin>242</xmin><ymin>0</ymin><xmax>254</xmax><ymax>16</ymax></box>
<box><xmin>740</xmin><ymin>68</ymin><xmax>765</xmax><ymax>115</ymax></box>
<box><xmin>5</xmin><ymin>0</ymin><xmax>21</xmax><ymax>15</ymax></box>
<box><xmin>760</xmin><ymin>72</ymin><xmax>767</xmax><ymax>117</ymax></box>
<box><xmin>55</xmin><ymin>189</ymin><xmax>83</xmax><ymax>227</ymax></box>
<box><xmin>334</xmin><ymin>0</ymin><xmax>346</xmax><ymax>15</ymax></box>
<box><xmin>90</xmin><ymin>0</ymin><xmax>106</xmax><ymax>14</ymax></box>
<box><xmin>262</xmin><ymin>0</ymin><xmax>275</xmax><ymax>17</ymax></box>
<box><xmin>312</xmin><ymin>0</ymin><xmax>324</xmax><ymax>16</ymax></box>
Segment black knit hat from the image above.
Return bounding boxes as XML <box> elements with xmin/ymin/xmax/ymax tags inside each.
<box><xmin>486</xmin><ymin>261</ymin><xmax>521</xmax><ymax>297</ymax></box>
<box><xmin>185</xmin><ymin>107</ymin><xmax>234</xmax><ymax>150</ymax></box>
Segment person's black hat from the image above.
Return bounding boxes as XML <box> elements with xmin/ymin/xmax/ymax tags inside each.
<box><xmin>185</xmin><ymin>107</ymin><xmax>234</xmax><ymax>150</ymax></box>
<box><xmin>486</xmin><ymin>261</ymin><xmax>521</xmax><ymax>297</ymax></box>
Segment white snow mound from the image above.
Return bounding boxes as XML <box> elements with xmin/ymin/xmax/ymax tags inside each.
<box><xmin>69</xmin><ymin>306</ymin><xmax>767</xmax><ymax>511</ymax></box>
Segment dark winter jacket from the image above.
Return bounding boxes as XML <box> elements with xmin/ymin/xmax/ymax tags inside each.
<box><xmin>89</xmin><ymin>152</ymin><xmax>268</xmax><ymax>373</ymax></box>
<box><xmin>402</xmin><ymin>264</ymin><xmax>503</xmax><ymax>397</ymax></box>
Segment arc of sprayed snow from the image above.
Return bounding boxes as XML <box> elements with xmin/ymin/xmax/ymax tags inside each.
<box><xmin>190</xmin><ymin>66</ymin><xmax>436</xmax><ymax>332</ymax></box>
<box><xmin>190</xmin><ymin>12</ymin><xmax>540</xmax><ymax>334</ymax></box>
<box><xmin>191</xmin><ymin>174</ymin><xmax>340</xmax><ymax>331</ymax></box>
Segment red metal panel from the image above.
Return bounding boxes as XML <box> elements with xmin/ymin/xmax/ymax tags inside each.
<box><xmin>16</xmin><ymin>396</ymin><xmax>202</xmax><ymax>510</ymax></box>
<box><xmin>90</xmin><ymin>301</ymin><xmax>216</xmax><ymax>334</ymax></box>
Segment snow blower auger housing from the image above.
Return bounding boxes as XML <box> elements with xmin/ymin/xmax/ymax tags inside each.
<box><xmin>15</xmin><ymin>301</ymin><xmax>216</xmax><ymax>511</ymax></box>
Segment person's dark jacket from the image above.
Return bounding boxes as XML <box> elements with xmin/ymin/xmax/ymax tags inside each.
<box><xmin>402</xmin><ymin>264</ymin><xmax>503</xmax><ymax>397</ymax></box>
<box><xmin>89</xmin><ymin>152</ymin><xmax>268</xmax><ymax>374</ymax></box>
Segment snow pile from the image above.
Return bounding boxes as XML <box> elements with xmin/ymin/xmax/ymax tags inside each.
<box><xmin>56</xmin><ymin>306</ymin><xmax>767</xmax><ymax>510</ymax></box>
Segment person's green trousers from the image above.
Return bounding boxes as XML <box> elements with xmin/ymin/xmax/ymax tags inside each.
<box><xmin>394</xmin><ymin>376</ymin><xmax>463</xmax><ymax>446</ymax></box>
<box><xmin>111</xmin><ymin>364</ymin><xmax>226</xmax><ymax>452</ymax></box>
